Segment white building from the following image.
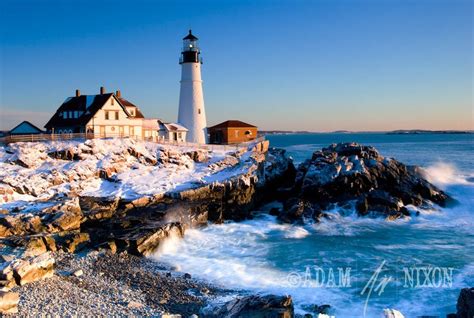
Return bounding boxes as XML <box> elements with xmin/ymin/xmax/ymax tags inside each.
<box><xmin>177</xmin><ymin>30</ymin><xmax>208</xmax><ymax>144</ymax></box>
<box><xmin>45</xmin><ymin>87</ymin><xmax>159</xmax><ymax>140</ymax></box>
<box><xmin>157</xmin><ymin>120</ymin><xmax>188</xmax><ymax>143</ymax></box>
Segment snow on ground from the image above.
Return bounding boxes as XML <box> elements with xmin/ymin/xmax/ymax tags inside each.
<box><xmin>0</xmin><ymin>138</ymin><xmax>250</xmax><ymax>207</ymax></box>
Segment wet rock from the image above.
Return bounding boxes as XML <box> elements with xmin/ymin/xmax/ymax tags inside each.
<box><xmin>278</xmin><ymin>198</ymin><xmax>315</xmax><ymax>224</ymax></box>
<box><xmin>208</xmin><ymin>294</ymin><xmax>294</xmax><ymax>318</ymax></box>
<box><xmin>314</xmin><ymin>304</ymin><xmax>331</xmax><ymax>314</ymax></box>
<box><xmin>0</xmin><ymin>291</ymin><xmax>19</xmax><ymax>314</ymax></box>
<box><xmin>116</xmin><ymin>222</ymin><xmax>184</xmax><ymax>256</ymax></box>
<box><xmin>456</xmin><ymin>287</ymin><xmax>474</xmax><ymax>318</ymax></box>
<box><xmin>283</xmin><ymin>143</ymin><xmax>451</xmax><ymax>221</ymax></box>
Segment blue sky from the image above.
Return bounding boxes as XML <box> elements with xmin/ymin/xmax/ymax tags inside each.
<box><xmin>0</xmin><ymin>0</ymin><xmax>472</xmax><ymax>131</ymax></box>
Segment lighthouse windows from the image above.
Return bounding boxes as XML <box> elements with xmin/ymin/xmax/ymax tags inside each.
<box><xmin>198</xmin><ymin>109</ymin><xmax>201</xmax><ymax>114</ymax></box>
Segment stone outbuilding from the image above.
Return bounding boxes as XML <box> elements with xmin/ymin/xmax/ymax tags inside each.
<box><xmin>208</xmin><ymin>120</ymin><xmax>257</xmax><ymax>144</ymax></box>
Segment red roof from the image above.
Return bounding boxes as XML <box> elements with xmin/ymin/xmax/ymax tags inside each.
<box><xmin>208</xmin><ymin>120</ymin><xmax>257</xmax><ymax>129</ymax></box>
<box><xmin>118</xmin><ymin>97</ymin><xmax>145</xmax><ymax>118</ymax></box>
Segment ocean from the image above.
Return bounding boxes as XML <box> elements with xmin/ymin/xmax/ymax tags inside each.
<box><xmin>155</xmin><ymin>133</ymin><xmax>474</xmax><ymax>317</ymax></box>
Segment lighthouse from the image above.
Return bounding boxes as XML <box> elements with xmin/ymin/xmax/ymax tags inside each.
<box><xmin>177</xmin><ymin>30</ymin><xmax>208</xmax><ymax>144</ymax></box>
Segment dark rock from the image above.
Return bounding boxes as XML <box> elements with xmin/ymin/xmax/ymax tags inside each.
<box><xmin>115</xmin><ymin>222</ymin><xmax>184</xmax><ymax>256</ymax></box>
<box><xmin>456</xmin><ymin>287</ymin><xmax>474</xmax><ymax>318</ymax></box>
<box><xmin>314</xmin><ymin>304</ymin><xmax>331</xmax><ymax>314</ymax></box>
<box><xmin>48</xmin><ymin>148</ymin><xmax>79</xmax><ymax>161</ymax></box>
<box><xmin>282</xmin><ymin>142</ymin><xmax>451</xmax><ymax>222</ymax></box>
<box><xmin>55</xmin><ymin>232</ymin><xmax>90</xmax><ymax>253</ymax></box>
<box><xmin>269</xmin><ymin>207</ymin><xmax>280</xmax><ymax>216</ymax></box>
<box><xmin>278</xmin><ymin>198</ymin><xmax>317</xmax><ymax>224</ymax></box>
<box><xmin>208</xmin><ymin>294</ymin><xmax>294</xmax><ymax>318</ymax></box>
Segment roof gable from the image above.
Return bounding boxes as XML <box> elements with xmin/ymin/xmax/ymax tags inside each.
<box><xmin>45</xmin><ymin>93</ymin><xmax>131</xmax><ymax>128</ymax></box>
<box><xmin>10</xmin><ymin>121</ymin><xmax>43</xmax><ymax>134</ymax></box>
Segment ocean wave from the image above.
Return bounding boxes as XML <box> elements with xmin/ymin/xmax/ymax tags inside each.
<box><xmin>423</xmin><ymin>162</ymin><xmax>472</xmax><ymax>187</ymax></box>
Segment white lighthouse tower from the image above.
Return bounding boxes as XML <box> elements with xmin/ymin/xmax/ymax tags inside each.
<box><xmin>177</xmin><ymin>30</ymin><xmax>208</xmax><ymax>144</ymax></box>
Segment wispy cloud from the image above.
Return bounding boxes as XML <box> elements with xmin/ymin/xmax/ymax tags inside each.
<box><xmin>0</xmin><ymin>108</ymin><xmax>51</xmax><ymax>131</ymax></box>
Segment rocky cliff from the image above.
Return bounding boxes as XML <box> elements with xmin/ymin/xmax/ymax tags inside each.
<box><xmin>0</xmin><ymin>138</ymin><xmax>294</xmax><ymax>271</ymax></box>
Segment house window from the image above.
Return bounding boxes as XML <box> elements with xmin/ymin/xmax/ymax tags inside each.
<box><xmin>131</xmin><ymin>110</ymin><xmax>135</xmax><ymax>116</ymax></box>
<box><xmin>178</xmin><ymin>132</ymin><xmax>182</xmax><ymax>139</ymax></box>
<box><xmin>235</xmin><ymin>130</ymin><xmax>239</xmax><ymax>138</ymax></box>
<box><xmin>245</xmin><ymin>130</ymin><xmax>252</xmax><ymax>136</ymax></box>
<box><xmin>69</xmin><ymin>111</ymin><xmax>73</xmax><ymax>118</ymax></box>
<box><xmin>115</xmin><ymin>111</ymin><xmax>119</xmax><ymax>120</ymax></box>
<box><xmin>74</xmin><ymin>111</ymin><xmax>79</xmax><ymax>118</ymax></box>
<box><xmin>111</xmin><ymin>98</ymin><xmax>114</xmax><ymax>105</ymax></box>
<box><xmin>105</xmin><ymin>111</ymin><xmax>109</xmax><ymax>120</ymax></box>
<box><xmin>63</xmin><ymin>112</ymin><xmax>68</xmax><ymax>119</ymax></box>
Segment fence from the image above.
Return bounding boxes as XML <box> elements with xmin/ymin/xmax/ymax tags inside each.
<box><xmin>0</xmin><ymin>133</ymin><xmax>266</xmax><ymax>153</ymax></box>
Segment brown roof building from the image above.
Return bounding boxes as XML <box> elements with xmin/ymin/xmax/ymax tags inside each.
<box><xmin>208</xmin><ymin>120</ymin><xmax>257</xmax><ymax>144</ymax></box>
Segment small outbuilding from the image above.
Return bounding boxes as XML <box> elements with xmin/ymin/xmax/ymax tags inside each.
<box><xmin>9</xmin><ymin>121</ymin><xmax>44</xmax><ymax>135</ymax></box>
<box><xmin>208</xmin><ymin>120</ymin><xmax>257</xmax><ymax>144</ymax></box>
<box><xmin>158</xmin><ymin>120</ymin><xmax>188</xmax><ymax>143</ymax></box>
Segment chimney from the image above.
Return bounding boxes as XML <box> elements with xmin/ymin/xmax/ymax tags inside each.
<box><xmin>100</xmin><ymin>86</ymin><xmax>105</xmax><ymax>94</ymax></box>
<box><xmin>116</xmin><ymin>90</ymin><xmax>121</xmax><ymax>98</ymax></box>
<box><xmin>75</xmin><ymin>89</ymin><xmax>81</xmax><ymax>97</ymax></box>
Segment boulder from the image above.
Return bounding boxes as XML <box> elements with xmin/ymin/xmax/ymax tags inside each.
<box><xmin>116</xmin><ymin>222</ymin><xmax>185</xmax><ymax>256</ymax></box>
<box><xmin>186</xmin><ymin>150</ymin><xmax>208</xmax><ymax>163</ymax></box>
<box><xmin>48</xmin><ymin>148</ymin><xmax>79</xmax><ymax>160</ymax></box>
<box><xmin>1</xmin><ymin>252</ymin><xmax>55</xmax><ymax>287</ymax></box>
<box><xmin>56</xmin><ymin>232</ymin><xmax>90</xmax><ymax>253</ymax></box>
<box><xmin>0</xmin><ymin>185</ymin><xmax>14</xmax><ymax>204</ymax></box>
<box><xmin>0</xmin><ymin>291</ymin><xmax>19</xmax><ymax>314</ymax></box>
<box><xmin>456</xmin><ymin>287</ymin><xmax>474</xmax><ymax>318</ymax></box>
<box><xmin>278</xmin><ymin>198</ymin><xmax>320</xmax><ymax>224</ymax></box>
<box><xmin>207</xmin><ymin>294</ymin><xmax>294</xmax><ymax>318</ymax></box>
<box><xmin>79</xmin><ymin>196</ymin><xmax>119</xmax><ymax>221</ymax></box>
<box><xmin>282</xmin><ymin>143</ymin><xmax>451</xmax><ymax>222</ymax></box>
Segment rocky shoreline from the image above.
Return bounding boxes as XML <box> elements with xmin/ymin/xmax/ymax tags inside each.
<box><xmin>0</xmin><ymin>139</ymin><xmax>472</xmax><ymax>317</ymax></box>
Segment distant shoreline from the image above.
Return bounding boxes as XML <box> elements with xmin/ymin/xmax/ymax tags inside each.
<box><xmin>261</xmin><ymin>130</ymin><xmax>473</xmax><ymax>135</ymax></box>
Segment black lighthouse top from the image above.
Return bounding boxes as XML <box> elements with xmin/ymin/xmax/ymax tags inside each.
<box><xmin>180</xmin><ymin>30</ymin><xmax>202</xmax><ymax>64</ymax></box>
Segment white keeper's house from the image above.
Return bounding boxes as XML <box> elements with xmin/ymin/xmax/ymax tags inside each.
<box><xmin>45</xmin><ymin>87</ymin><xmax>168</xmax><ymax>141</ymax></box>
